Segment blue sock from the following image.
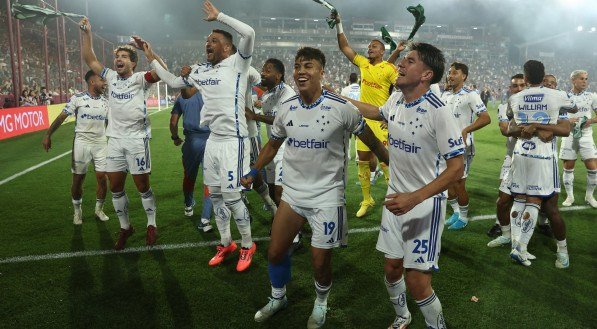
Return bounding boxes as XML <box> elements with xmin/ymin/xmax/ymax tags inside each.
<box><xmin>268</xmin><ymin>253</ymin><xmax>292</xmax><ymax>288</ymax></box>
<box><xmin>201</xmin><ymin>194</ymin><xmax>212</xmax><ymax>219</ymax></box>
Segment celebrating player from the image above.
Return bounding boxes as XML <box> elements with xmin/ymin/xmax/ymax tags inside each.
<box><xmin>244</xmin><ymin>47</ymin><xmax>388</xmax><ymax>328</ymax></box>
<box><xmin>559</xmin><ymin>70</ymin><xmax>597</xmax><ymax>208</ymax></box>
<box><xmin>444</xmin><ymin>62</ymin><xmax>491</xmax><ymax>230</ymax></box>
<box><xmin>80</xmin><ymin>18</ymin><xmax>167</xmax><ymax>250</ymax></box>
<box><xmin>333</xmin><ymin>12</ymin><xmax>396</xmax><ymax>218</ymax></box>
<box><xmin>348</xmin><ymin>42</ymin><xmax>464</xmax><ymax>329</ymax></box>
<box><xmin>42</xmin><ymin>70</ymin><xmax>110</xmax><ymax>225</ymax></box>
<box><xmin>146</xmin><ymin>0</ymin><xmax>257</xmax><ymax>271</ymax></box>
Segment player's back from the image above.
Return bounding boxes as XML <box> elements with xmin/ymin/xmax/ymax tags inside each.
<box><xmin>174</xmin><ymin>93</ymin><xmax>209</xmax><ymax>136</ymax></box>
<box><xmin>341</xmin><ymin>83</ymin><xmax>361</xmax><ymax>101</ymax></box>
<box><xmin>187</xmin><ymin>54</ymin><xmax>250</xmax><ymax>139</ymax></box>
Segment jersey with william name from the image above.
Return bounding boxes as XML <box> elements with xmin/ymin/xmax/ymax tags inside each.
<box><xmin>62</xmin><ymin>92</ymin><xmax>108</xmax><ymax>143</ymax></box>
<box><xmin>271</xmin><ymin>90</ymin><xmax>365</xmax><ymax>207</ymax></box>
<box><xmin>379</xmin><ymin>89</ymin><xmax>465</xmax><ymax>197</ymax></box>
<box><xmin>100</xmin><ymin>68</ymin><xmax>154</xmax><ymax>139</ymax></box>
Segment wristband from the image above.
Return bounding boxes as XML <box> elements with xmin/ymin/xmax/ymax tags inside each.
<box><xmin>336</xmin><ymin>22</ymin><xmax>344</xmax><ymax>34</ymax></box>
<box><xmin>247</xmin><ymin>168</ymin><xmax>259</xmax><ymax>179</ymax></box>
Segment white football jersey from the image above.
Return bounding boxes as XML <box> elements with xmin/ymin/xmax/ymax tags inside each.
<box><xmin>271</xmin><ymin>90</ymin><xmax>365</xmax><ymax>207</ymax></box>
<box><xmin>245</xmin><ymin>66</ymin><xmax>260</xmax><ymax>138</ymax></box>
<box><xmin>379</xmin><ymin>89</ymin><xmax>465</xmax><ymax>197</ymax></box>
<box><xmin>62</xmin><ymin>92</ymin><xmax>108</xmax><ymax>143</ymax></box>
<box><xmin>262</xmin><ymin>82</ymin><xmax>296</xmax><ymax>147</ymax></box>
<box><xmin>100</xmin><ymin>68</ymin><xmax>153</xmax><ymax>139</ymax></box>
<box><xmin>569</xmin><ymin>91</ymin><xmax>597</xmax><ymax>134</ymax></box>
<box><xmin>509</xmin><ymin>86</ymin><xmax>574</xmax><ymax>159</ymax></box>
<box><xmin>340</xmin><ymin>83</ymin><xmax>361</xmax><ymax>101</ymax></box>
<box><xmin>497</xmin><ymin>103</ymin><xmax>516</xmax><ymax>157</ymax></box>
<box><xmin>449</xmin><ymin>87</ymin><xmax>487</xmax><ymax>145</ymax></box>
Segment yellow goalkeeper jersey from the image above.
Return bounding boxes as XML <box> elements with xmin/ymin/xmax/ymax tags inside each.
<box><xmin>353</xmin><ymin>54</ymin><xmax>398</xmax><ymax>107</ymax></box>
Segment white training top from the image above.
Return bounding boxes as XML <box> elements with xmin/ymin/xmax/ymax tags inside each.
<box><xmin>245</xmin><ymin>66</ymin><xmax>261</xmax><ymax>138</ymax></box>
<box><xmin>271</xmin><ymin>90</ymin><xmax>365</xmax><ymax>207</ymax></box>
<box><xmin>497</xmin><ymin>103</ymin><xmax>516</xmax><ymax>157</ymax></box>
<box><xmin>569</xmin><ymin>91</ymin><xmax>597</xmax><ymax>136</ymax></box>
<box><xmin>449</xmin><ymin>87</ymin><xmax>487</xmax><ymax>146</ymax></box>
<box><xmin>509</xmin><ymin>86</ymin><xmax>574</xmax><ymax>159</ymax></box>
<box><xmin>262</xmin><ymin>82</ymin><xmax>296</xmax><ymax>148</ymax></box>
<box><xmin>100</xmin><ymin>68</ymin><xmax>154</xmax><ymax>139</ymax></box>
<box><xmin>340</xmin><ymin>83</ymin><xmax>361</xmax><ymax>101</ymax></box>
<box><xmin>379</xmin><ymin>89</ymin><xmax>465</xmax><ymax>198</ymax></box>
<box><xmin>151</xmin><ymin>12</ymin><xmax>255</xmax><ymax>139</ymax></box>
<box><xmin>62</xmin><ymin>91</ymin><xmax>108</xmax><ymax>143</ymax></box>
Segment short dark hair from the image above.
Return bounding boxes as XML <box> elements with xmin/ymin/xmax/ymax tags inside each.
<box><xmin>114</xmin><ymin>45</ymin><xmax>138</xmax><ymax>65</ymax></box>
<box><xmin>511</xmin><ymin>73</ymin><xmax>524</xmax><ymax>80</ymax></box>
<box><xmin>523</xmin><ymin>60</ymin><xmax>545</xmax><ymax>84</ymax></box>
<box><xmin>295</xmin><ymin>47</ymin><xmax>326</xmax><ymax>69</ymax></box>
<box><xmin>265</xmin><ymin>58</ymin><xmax>285</xmax><ymax>82</ymax></box>
<box><xmin>544</xmin><ymin>74</ymin><xmax>556</xmax><ymax>80</ymax></box>
<box><xmin>230</xmin><ymin>44</ymin><xmax>237</xmax><ymax>54</ymax></box>
<box><xmin>212</xmin><ymin>29</ymin><xmax>233</xmax><ymax>45</ymax></box>
<box><xmin>450</xmin><ymin>62</ymin><xmax>469</xmax><ymax>81</ymax></box>
<box><xmin>370</xmin><ymin>39</ymin><xmax>385</xmax><ymax>51</ymax></box>
<box><xmin>349</xmin><ymin>73</ymin><xmax>358</xmax><ymax>84</ymax></box>
<box><xmin>409</xmin><ymin>42</ymin><xmax>445</xmax><ymax>85</ymax></box>
<box><xmin>84</xmin><ymin>70</ymin><xmax>97</xmax><ymax>83</ymax></box>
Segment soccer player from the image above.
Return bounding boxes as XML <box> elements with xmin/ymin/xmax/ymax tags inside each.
<box><xmin>543</xmin><ymin>74</ymin><xmax>557</xmax><ymax>89</ymax></box>
<box><xmin>559</xmin><ymin>70</ymin><xmax>597</xmax><ymax>208</ymax></box>
<box><xmin>333</xmin><ymin>12</ymin><xmax>397</xmax><ymax>218</ymax></box>
<box><xmin>80</xmin><ymin>19</ymin><xmax>166</xmax><ymax>250</ymax></box>
<box><xmin>146</xmin><ymin>1</ymin><xmax>257</xmax><ymax>271</ymax></box>
<box><xmin>42</xmin><ymin>70</ymin><xmax>110</xmax><ymax>225</ymax></box>
<box><xmin>348</xmin><ymin>42</ymin><xmax>464</xmax><ymax>329</ymax></box>
<box><xmin>244</xmin><ymin>47</ymin><xmax>388</xmax><ymax>328</ymax></box>
<box><xmin>507</xmin><ymin>60</ymin><xmax>573</xmax><ymax>268</ymax></box>
<box><xmin>169</xmin><ymin>87</ymin><xmax>213</xmax><ymax>232</ymax></box>
<box><xmin>444</xmin><ymin>62</ymin><xmax>491</xmax><ymax>230</ymax></box>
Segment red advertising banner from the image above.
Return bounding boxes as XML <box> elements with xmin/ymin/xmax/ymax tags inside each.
<box><xmin>0</xmin><ymin>106</ymin><xmax>49</xmax><ymax>140</ymax></box>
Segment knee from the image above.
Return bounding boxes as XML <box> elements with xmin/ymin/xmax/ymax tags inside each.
<box><xmin>267</xmin><ymin>247</ymin><xmax>287</xmax><ymax>265</ymax></box>
<box><xmin>384</xmin><ymin>260</ymin><xmax>404</xmax><ymax>281</ymax></box>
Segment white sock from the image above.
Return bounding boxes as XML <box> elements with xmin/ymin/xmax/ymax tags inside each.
<box><xmin>140</xmin><ymin>188</ymin><xmax>156</xmax><ymax>227</ymax></box>
<box><xmin>370</xmin><ymin>171</ymin><xmax>376</xmax><ymax>181</ymax></box>
<box><xmin>448</xmin><ymin>198</ymin><xmax>459</xmax><ymax>214</ymax></box>
<box><xmin>95</xmin><ymin>199</ymin><xmax>105</xmax><ymax>213</ymax></box>
<box><xmin>271</xmin><ymin>285</ymin><xmax>286</xmax><ymax>299</ymax></box>
<box><xmin>416</xmin><ymin>291</ymin><xmax>445</xmax><ymax>329</ymax></box>
<box><xmin>537</xmin><ymin>212</ymin><xmax>548</xmax><ymax>225</ymax></box>
<box><xmin>495</xmin><ymin>218</ymin><xmax>500</xmax><ymax>225</ymax></box>
<box><xmin>255</xmin><ymin>183</ymin><xmax>277</xmax><ymax>214</ymax></box>
<box><xmin>72</xmin><ymin>198</ymin><xmax>82</xmax><ymax>212</ymax></box>
<box><xmin>112</xmin><ymin>191</ymin><xmax>130</xmax><ymax>229</ymax></box>
<box><xmin>518</xmin><ymin>203</ymin><xmax>540</xmax><ymax>252</ymax></box>
<box><xmin>211</xmin><ymin>192</ymin><xmax>232</xmax><ymax>246</ymax></box>
<box><xmin>315</xmin><ymin>280</ymin><xmax>332</xmax><ymax>305</ymax></box>
<box><xmin>563</xmin><ymin>169</ymin><xmax>574</xmax><ymax>198</ymax></box>
<box><xmin>385</xmin><ymin>276</ymin><xmax>409</xmax><ymax>317</ymax></box>
<box><xmin>556</xmin><ymin>239</ymin><xmax>568</xmax><ymax>254</ymax></box>
<box><xmin>586</xmin><ymin>170</ymin><xmax>597</xmax><ymax>198</ymax></box>
<box><xmin>501</xmin><ymin>224</ymin><xmax>511</xmax><ymax>238</ymax></box>
<box><xmin>509</xmin><ymin>198</ymin><xmax>526</xmax><ymax>248</ymax></box>
<box><xmin>224</xmin><ymin>195</ymin><xmax>253</xmax><ymax>248</ymax></box>
<box><xmin>459</xmin><ymin>204</ymin><xmax>469</xmax><ymax>223</ymax></box>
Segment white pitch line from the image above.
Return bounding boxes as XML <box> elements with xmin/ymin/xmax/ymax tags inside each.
<box><xmin>0</xmin><ymin>150</ymin><xmax>72</xmax><ymax>186</ymax></box>
<box><xmin>0</xmin><ymin>109</ymin><xmax>167</xmax><ymax>187</ymax></box>
<box><xmin>0</xmin><ymin>204</ymin><xmax>591</xmax><ymax>265</ymax></box>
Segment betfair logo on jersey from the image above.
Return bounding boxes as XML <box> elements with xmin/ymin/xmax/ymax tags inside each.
<box><xmin>523</xmin><ymin>94</ymin><xmax>544</xmax><ymax>102</ymax></box>
<box><xmin>197</xmin><ymin>78</ymin><xmax>221</xmax><ymax>86</ymax></box>
<box><xmin>111</xmin><ymin>91</ymin><xmax>134</xmax><ymax>100</ymax></box>
<box><xmin>287</xmin><ymin>137</ymin><xmax>329</xmax><ymax>149</ymax></box>
<box><xmin>388</xmin><ymin>135</ymin><xmax>421</xmax><ymax>153</ymax></box>
<box><xmin>521</xmin><ymin>141</ymin><xmax>536</xmax><ymax>151</ymax></box>
<box><xmin>80</xmin><ymin>113</ymin><xmax>107</xmax><ymax>121</ymax></box>
<box><xmin>448</xmin><ymin>137</ymin><xmax>464</xmax><ymax>148</ymax></box>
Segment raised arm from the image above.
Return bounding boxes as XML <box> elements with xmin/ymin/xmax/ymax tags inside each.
<box><xmin>387</xmin><ymin>40</ymin><xmax>407</xmax><ymax>64</ymax></box>
<box><xmin>204</xmin><ymin>1</ymin><xmax>255</xmax><ymax>59</ymax></box>
<box><xmin>79</xmin><ymin>17</ymin><xmax>104</xmax><ymax>75</ymax></box>
<box><xmin>333</xmin><ymin>13</ymin><xmax>357</xmax><ymax>62</ymax></box>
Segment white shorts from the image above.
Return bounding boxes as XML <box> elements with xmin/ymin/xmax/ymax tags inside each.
<box><xmin>106</xmin><ymin>137</ymin><xmax>151</xmax><ymax>175</ymax></box>
<box><xmin>462</xmin><ymin>144</ymin><xmax>474</xmax><ymax>179</ymax></box>
<box><xmin>289</xmin><ymin>204</ymin><xmax>347</xmax><ymax>249</ymax></box>
<box><xmin>498</xmin><ymin>155</ymin><xmax>512</xmax><ymax>195</ymax></box>
<box><xmin>265</xmin><ymin>152</ymin><xmax>283</xmax><ymax>186</ymax></box>
<box><xmin>71</xmin><ymin>139</ymin><xmax>107</xmax><ymax>174</ymax></box>
<box><xmin>249</xmin><ymin>136</ymin><xmax>261</xmax><ymax>165</ymax></box>
<box><xmin>559</xmin><ymin>133</ymin><xmax>597</xmax><ymax>161</ymax></box>
<box><xmin>376</xmin><ymin>197</ymin><xmax>445</xmax><ymax>271</ymax></box>
<box><xmin>203</xmin><ymin>137</ymin><xmax>250</xmax><ymax>192</ymax></box>
<box><xmin>509</xmin><ymin>153</ymin><xmax>560</xmax><ymax>197</ymax></box>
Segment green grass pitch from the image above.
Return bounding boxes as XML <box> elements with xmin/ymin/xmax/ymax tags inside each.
<box><xmin>0</xmin><ymin>104</ymin><xmax>595</xmax><ymax>328</ymax></box>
